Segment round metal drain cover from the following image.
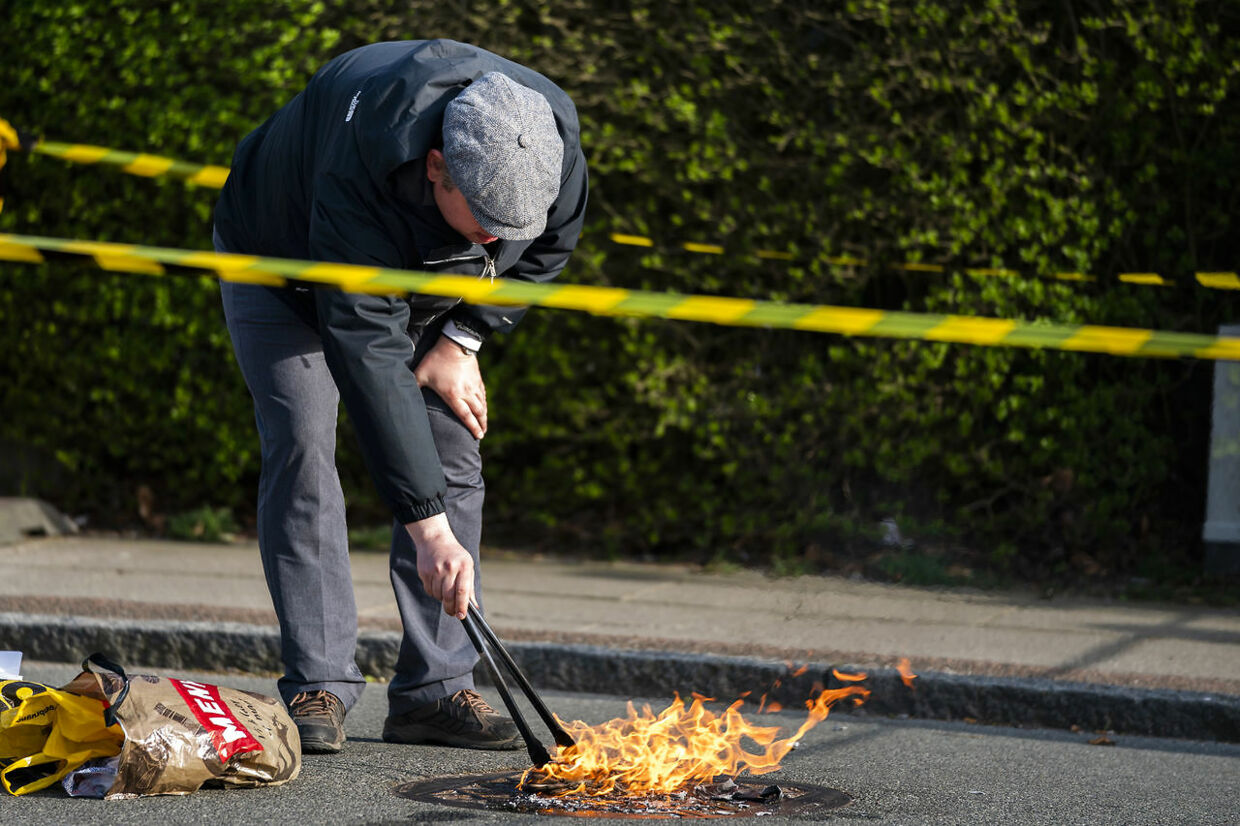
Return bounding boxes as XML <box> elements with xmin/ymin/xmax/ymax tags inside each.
<box><xmin>394</xmin><ymin>771</ymin><xmax>851</xmax><ymax>819</ymax></box>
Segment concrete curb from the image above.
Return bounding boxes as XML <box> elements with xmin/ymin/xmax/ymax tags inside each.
<box><xmin>2</xmin><ymin>612</ymin><xmax>1236</xmax><ymax>743</ymax></box>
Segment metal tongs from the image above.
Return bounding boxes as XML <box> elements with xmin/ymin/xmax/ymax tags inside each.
<box><xmin>461</xmin><ymin>605</ymin><xmax>576</xmax><ymax>766</ymax></box>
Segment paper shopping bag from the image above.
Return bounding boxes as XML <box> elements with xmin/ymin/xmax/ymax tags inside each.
<box><xmin>58</xmin><ymin>654</ymin><xmax>300</xmax><ymax>798</ymax></box>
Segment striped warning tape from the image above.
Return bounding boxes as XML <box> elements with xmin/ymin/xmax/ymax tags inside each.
<box><xmin>4</xmin><ymin>121</ymin><xmax>1237</xmax><ymax>290</ymax></box>
<box><xmin>0</xmin><ymin>120</ymin><xmax>228</xmax><ymax>189</ymax></box>
<box><xmin>607</xmin><ymin>232</ymin><xmax>1240</xmax><ymax>289</ymax></box>
<box><xmin>2</xmin><ymin>232</ymin><xmax>1239</xmax><ymax>361</ymax></box>
<box><xmin>30</xmin><ymin>140</ymin><xmax>230</xmax><ymax>188</ymax></box>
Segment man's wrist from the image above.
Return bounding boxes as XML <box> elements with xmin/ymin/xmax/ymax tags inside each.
<box><xmin>405</xmin><ymin>512</ymin><xmax>452</xmax><ymax>547</ymax></box>
<box><xmin>437</xmin><ymin>334</ymin><xmax>475</xmax><ymax>357</ymax></box>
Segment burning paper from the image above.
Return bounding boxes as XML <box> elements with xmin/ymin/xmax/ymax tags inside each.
<box><xmin>522</xmin><ymin>681</ymin><xmax>870</xmax><ymax>797</ymax></box>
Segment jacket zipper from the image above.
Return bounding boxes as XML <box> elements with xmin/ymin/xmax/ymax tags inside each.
<box><xmin>422</xmin><ymin>249</ymin><xmax>496</xmax><ymax>281</ymax></box>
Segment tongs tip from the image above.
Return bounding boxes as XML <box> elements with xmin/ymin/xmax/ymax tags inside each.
<box><xmin>462</xmin><ymin>606</ymin><xmax>575</xmax><ymax>766</ymax></box>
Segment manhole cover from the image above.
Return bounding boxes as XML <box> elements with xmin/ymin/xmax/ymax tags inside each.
<box><xmin>394</xmin><ymin>771</ymin><xmax>851</xmax><ymax>819</ymax></box>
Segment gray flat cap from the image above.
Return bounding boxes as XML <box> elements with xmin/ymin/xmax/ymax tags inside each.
<box><xmin>443</xmin><ymin>72</ymin><xmax>564</xmax><ymax>241</ymax></box>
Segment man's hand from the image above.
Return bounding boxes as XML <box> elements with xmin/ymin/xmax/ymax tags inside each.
<box><xmin>406</xmin><ymin>514</ymin><xmax>474</xmax><ymax>619</ymax></box>
<box><xmin>414</xmin><ymin>335</ymin><xmax>487</xmax><ymax>439</ymax></box>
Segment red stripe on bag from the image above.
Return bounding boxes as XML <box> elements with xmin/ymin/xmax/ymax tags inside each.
<box><xmin>170</xmin><ymin>679</ymin><xmax>264</xmax><ymax>762</ymax></box>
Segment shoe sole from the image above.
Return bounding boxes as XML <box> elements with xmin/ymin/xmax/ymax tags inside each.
<box><xmin>382</xmin><ymin>725</ymin><xmax>522</xmax><ymax>751</ymax></box>
<box><xmin>295</xmin><ymin>723</ymin><xmax>346</xmax><ymax>754</ymax></box>
<box><xmin>301</xmin><ymin>737</ymin><xmax>345</xmax><ymax>754</ymax></box>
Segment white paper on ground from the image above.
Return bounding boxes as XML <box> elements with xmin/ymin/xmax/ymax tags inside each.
<box><xmin>63</xmin><ymin>756</ymin><xmax>121</xmax><ymax>798</ymax></box>
<box><xmin>0</xmin><ymin>650</ymin><xmax>23</xmax><ymax>679</ymax></box>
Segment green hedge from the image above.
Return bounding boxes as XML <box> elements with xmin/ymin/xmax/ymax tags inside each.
<box><xmin>2</xmin><ymin>0</ymin><xmax>1238</xmax><ymax>581</ymax></box>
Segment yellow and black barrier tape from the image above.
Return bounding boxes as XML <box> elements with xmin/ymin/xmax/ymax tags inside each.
<box><xmin>606</xmin><ymin>231</ymin><xmax>1240</xmax><ymax>290</ymax></box>
<box><xmin>0</xmin><ymin>117</ymin><xmax>227</xmax><ymax>189</ymax></box>
<box><xmin>4</xmin><ymin>120</ymin><xmax>1238</xmax><ymax>291</ymax></box>
<box><xmin>3</xmin><ymin>232</ymin><xmax>1240</xmax><ymax>361</ymax></box>
<box><xmin>29</xmin><ymin>139</ymin><xmax>230</xmax><ymax>188</ymax></box>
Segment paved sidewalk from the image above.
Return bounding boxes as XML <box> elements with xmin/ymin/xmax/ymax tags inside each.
<box><xmin>1</xmin><ymin>535</ymin><xmax>1237</xmax><ymax>740</ymax></box>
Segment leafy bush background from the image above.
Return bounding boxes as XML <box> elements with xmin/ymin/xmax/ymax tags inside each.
<box><xmin>2</xmin><ymin>0</ymin><xmax>1238</xmax><ymax>582</ymax></box>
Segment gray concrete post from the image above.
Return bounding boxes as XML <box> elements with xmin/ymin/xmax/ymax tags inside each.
<box><xmin>1203</xmin><ymin>323</ymin><xmax>1240</xmax><ymax>574</ymax></box>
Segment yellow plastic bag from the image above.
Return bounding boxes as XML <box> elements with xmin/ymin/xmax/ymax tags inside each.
<box><xmin>0</xmin><ymin>680</ymin><xmax>52</xmax><ymax>775</ymax></box>
<box><xmin>0</xmin><ymin>679</ymin><xmax>124</xmax><ymax>795</ymax></box>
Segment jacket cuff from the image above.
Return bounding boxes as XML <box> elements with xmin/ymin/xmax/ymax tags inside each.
<box><xmin>442</xmin><ymin>319</ymin><xmax>483</xmax><ymax>353</ymax></box>
<box><xmin>444</xmin><ymin>312</ymin><xmax>492</xmax><ymax>344</ymax></box>
<box><xmin>394</xmin><ymin>495</ymin><xmax>446</xmax><ymax>525</ymax></box>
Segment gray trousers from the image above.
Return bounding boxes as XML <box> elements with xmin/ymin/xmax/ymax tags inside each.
<box><xmin>220</xmin><ymin>276</ymin><xmax>484</xmax><ymax>716</ymax></box>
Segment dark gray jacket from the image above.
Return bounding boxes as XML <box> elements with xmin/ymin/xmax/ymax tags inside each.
<box><xmin>214</xmin><ymin>40</ymin><xmax>588</xmax><ymax>523</ymax></box>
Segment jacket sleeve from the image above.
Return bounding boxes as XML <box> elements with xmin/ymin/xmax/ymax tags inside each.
<box><xmin>308</xmin><ymin>166</ymin><xmax>447</xmax><ymax>524</ymax></box>
<box><xmin>446</xmin><ymin>143</ymin><xmax>589</xmax><ymax>338</ymax></box>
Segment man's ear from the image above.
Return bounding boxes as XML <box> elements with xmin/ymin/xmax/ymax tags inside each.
<box><xmin>426</xmin><ymin>148</ymin><xmax>445</xmax><ymax>183</ymax></box>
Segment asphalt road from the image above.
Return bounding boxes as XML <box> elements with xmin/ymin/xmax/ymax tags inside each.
<box><xmin>1</xmin><ymin>662</ymin><xmax>1236</xmax><ymax>825</ymax></box>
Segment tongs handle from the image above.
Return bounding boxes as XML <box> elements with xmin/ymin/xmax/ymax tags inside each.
<box><xmin>461</xmin><ymin>611</ymin><xmax>551</xmax><ymax>767</ymax></box>
<box><xmin>467</xmin><ymin>605</ymin><xmax>577</xmax><ymax>750</ymax></box>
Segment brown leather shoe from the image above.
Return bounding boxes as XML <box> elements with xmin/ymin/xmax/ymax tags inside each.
<box><xmin>383</xmin><ymin>689</ymin><xmax>521</xmax><ymax>750</ymax></box>
<box><xmin>288</xmin><ymin>690</ymin><xmax>346</xmax><ymax>754</ymax></box>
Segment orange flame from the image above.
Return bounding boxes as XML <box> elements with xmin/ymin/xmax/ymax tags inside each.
<box><xmin>522</xmin><ymin>681</ymin><xmax>871</xmax><ymax>796</ymax></box>
<box><xmin>897</xmin><ymin>658</ymin><xmax>917</xmax><ymax>689</ymax></box>
<box><xmin>832</xmin><ymin>668</ymin><xmax>867</xmax><ymax>682</ymax></box>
